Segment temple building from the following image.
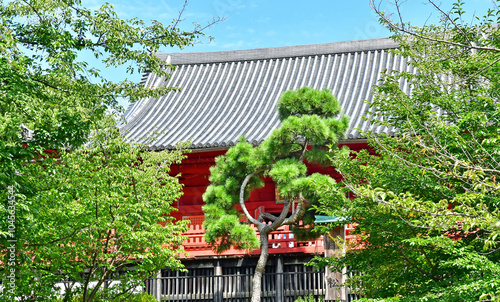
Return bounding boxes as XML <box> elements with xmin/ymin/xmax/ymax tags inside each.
<box><xmin>121</xmin><ymin>37</ymin><xmax>412</xmax><ymax>302</ymax></box>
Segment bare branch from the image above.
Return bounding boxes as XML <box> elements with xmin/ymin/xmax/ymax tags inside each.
<box><xmin>239</xmin><ymin>166</ymin><xmax>271</xmax><ymax>226</ymax></box>
<box><xmin>172</xmin><ymin>0</ymin><xmax>189</xmax><ymax>30</ymax></box>
<box><xmin>370</xmin><ymin>0</ymin><xmax>500</xmax><ymax>53</ymax></box>
<box><xmin>428</xmin><ymin>0</ymin><xmax>472</xmax><ymax>45</ymax></box>
<box><xmin>258</xmin><ymin>212</ymin><xmax>278</xmax><ymax>222</ymax></box>
<box><xmin>269</xmin><ymin>197</ymin><xmax>293</xmax><ymax>231</ymax></box>
<box><xmin>20</xmin><ymin>0</ymin><xmax>44</xmax><ymax>23</ymax></box>
<box><xmin>282</xmin><ymin>195</ymin><xmax>306</xmax><ymax>226</ymax></box>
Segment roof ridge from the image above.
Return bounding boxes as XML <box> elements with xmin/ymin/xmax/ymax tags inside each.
<box><xmin>155</xmin><ymin>37</ymin><xmax>398</xmax><ymax>65</ymax></box>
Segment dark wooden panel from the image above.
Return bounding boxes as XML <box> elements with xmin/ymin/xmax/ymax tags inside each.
<box><xmin>152</xmin><ymin>258</ymin><xmax>329</xmax><ymax>302</ymax></box>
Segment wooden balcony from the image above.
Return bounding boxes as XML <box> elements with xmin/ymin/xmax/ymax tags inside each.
<box><xmin>179</xmin><ymin>216</ymin><xmax>325</xmax><ymax>258</ymax></box>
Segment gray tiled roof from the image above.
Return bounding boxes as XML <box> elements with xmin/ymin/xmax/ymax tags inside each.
<box><xmin>121</xmin><ymin>37</ymin><xmax>412</xmax><ymax>149</ymax></box>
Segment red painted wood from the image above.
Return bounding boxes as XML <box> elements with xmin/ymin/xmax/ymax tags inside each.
<box><xmin>178</xmin><ymin>217</ymin><xmax>325</xmax><ymax>258</ymax></box>
<box><xmin>170</xmin><ymin>142</ymin><xmax>368</xmax><ymax>258</ymax></box>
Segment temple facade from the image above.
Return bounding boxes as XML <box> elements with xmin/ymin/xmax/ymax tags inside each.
<box><xmin>121</xmin><ymin>37</ymin><xmax>412</xmax><ymax>301</ymax></box>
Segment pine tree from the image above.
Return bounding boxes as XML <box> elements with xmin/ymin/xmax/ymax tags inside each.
<box><xmin>203</xmin><ymin>87</ymin><xmax>349</xmax><ymax>302</ymax></box>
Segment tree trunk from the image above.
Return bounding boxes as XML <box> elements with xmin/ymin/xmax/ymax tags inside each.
<box><xmin>251</xmin><ymin>230</ymin><xmax>270</xmax><ymax>302</ymax></box>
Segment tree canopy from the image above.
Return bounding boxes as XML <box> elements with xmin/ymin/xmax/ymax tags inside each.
<box><xmin>202</xmin><ymin>87</ymin><xmax>349</xmax><ymax>302</ymax></box>
<box><xmin>5</xmin><ymin>118</ymin><xmax>190</xmax><ymax>301</ymax></box>
<box><xmin>0</xmin><ymin>0</ymin><xmax>212</xmax><ymax>190</ymax></box>
<box><xmin>315</xmin><ymin>1</ymin><xmax>500</xmax><ymax>300</ymax></box>
<box><xmin>0</xmin><ymin>0</ymin><xmax>217</xmax><ymax>300</ymax></box>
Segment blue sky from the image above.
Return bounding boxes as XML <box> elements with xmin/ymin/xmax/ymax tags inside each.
<box><xmin>96</xmin><ymin>0</ymin><xmax>496</xmax><ymax>51</ymax></box>
<box><xmin>81</xmin><ymin>0</ymin><xmax>496</xmax><ymax>107</ymax></box>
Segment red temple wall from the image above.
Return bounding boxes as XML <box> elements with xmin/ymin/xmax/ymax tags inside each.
<box><xmin>170</xmin><ymin>141</ymin><xmax>368</xmax><ymax>221</ymax></box>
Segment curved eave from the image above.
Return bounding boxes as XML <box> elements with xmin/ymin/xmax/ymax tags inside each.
<box><xmin>121</xmin><ymin>38</ymin><xmax>411</xmax><ymax>150</ymax></box>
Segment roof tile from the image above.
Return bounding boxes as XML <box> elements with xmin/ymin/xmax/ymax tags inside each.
<box><xmin>121</xmin><ymin>38</ymin><xmax>411</xmax><ymax>149</ymax></box>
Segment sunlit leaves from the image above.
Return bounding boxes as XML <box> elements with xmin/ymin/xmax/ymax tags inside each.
<box><xmin>0</xmin><ymin>0</ymin><xmax>208</xmax><ymax>217</ymax></box>
<box><xmin>0</xmin><ymin>1</ymin><xmax>216</xmax><ymax>297</ymax></box>
<box><xmin>1</xmin><ymin>117</ymin><xmax>189</xmax><ymax>300</ymax></box>
<box><xmin>315</xmin><ymin>1</ymin><xmax>500</xmax><ymax>300</ymax></box>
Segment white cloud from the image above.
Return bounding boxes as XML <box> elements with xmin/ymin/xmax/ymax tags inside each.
<box><xmin>222</xmin><ymin>40</ymin><xmax>245</xmax><ymax>48</ymax></box>
<box><xmin>256</xmin><ymin>16</ymin><xmax>270</xmax><ymax>23</ymax></box>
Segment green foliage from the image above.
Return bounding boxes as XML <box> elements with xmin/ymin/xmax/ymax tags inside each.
<box><xmin>113</xmin><ymin>292</ymin><xmax>158</xmax><ymax>302</ymax></box>
<box><xmin>54</xmin><ymin>291</ymin><xmax>158</xmax><ymax>302</ymax></box>
<box><xmin>0</xmin><ymin>0</ymin><xmax>207</xmax><ymax>222</ymax></box>
<box><xmin>294</xmin><ymin>294</ymin><xmax>323</xmax><ymax>302</ymax></box>
<box><xmin>278</xmin><ymin>87</ymin><xmax>341</xmax><ymax>120</ymax></box>
<box><xmin>0</xmin><ymin>1</ymin><xmax>214</xmax><ymax>300</ymax></box>
<box><xmin>202</xmin><ymin>87</ymin><xmax>348</xmax><ymax>252</ymax></box>
<box><xmin>269</xmin><ymin>159</ymin><xmax>307</xmax><ymax>185</ymax></box>
<box><xmin>1</xmin><ymin>117</ymin><xmax>189</xmax><ymax>301</ymax></box>
<box><xmin>313</xmin><ymin>1</ymin><xmax>500</xmax><ymax>301</ymax></box>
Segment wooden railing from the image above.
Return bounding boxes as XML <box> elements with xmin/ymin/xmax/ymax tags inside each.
<box><xmin>146</xmin><ymin>271</ymin><xmax>327</xmax><ymax>302</ymax></box>
<box><xmin>146</xmin><ymin>270</ymin><xmax>361</xmax><ymax>302</ymax></box>
<box><xmin>179</xmin><ymin>216</ymin><xmax>324</xmax><ymax>258</ymax></box>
